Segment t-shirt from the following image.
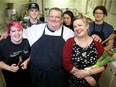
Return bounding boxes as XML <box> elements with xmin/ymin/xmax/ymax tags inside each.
<box><xmin>0</xmin><ymin>37</ymin><xmax>30</xmax><ymax>65</ymax></box>
<box><xmin>89</xmin><ymin>22</ymin><xmax>114</xmax><ymax>39</ymax></box>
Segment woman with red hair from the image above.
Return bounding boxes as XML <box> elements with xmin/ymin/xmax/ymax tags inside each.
<box><xmin>0</xmin><ymin>21</ymin><xmax>31</xmax><ymax>87</ymax></box>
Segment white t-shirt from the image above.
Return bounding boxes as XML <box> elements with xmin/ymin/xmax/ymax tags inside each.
<box><xmin>24</xmin><ymin>23</ymin><xmax>74</xmax><ymax>46</ymax></box>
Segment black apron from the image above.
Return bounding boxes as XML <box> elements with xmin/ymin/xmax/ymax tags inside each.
<box><xmin>90</xmin><ymin>22</ymin><xmax>106</xmax><ymax>46</ymax></box>
<box><xmin>30</xmin><ymin>25</ymin><xmax>69</xmax><ymax>87</ymax></box>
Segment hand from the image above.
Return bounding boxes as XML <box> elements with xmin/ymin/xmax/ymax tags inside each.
<box><xmin>91</xmin><ymin>34</ymin><xmax>102</xmax><ymax>42</ymax></box>
<box><xmin>75</xmin><ymin>69</ymin><xmax>90</xmax><ymax>78</ymax></box>
<box><xmin>20</xmin><ymin>62</ymin><xmax>27</xmax><ymax>70</ymax></box>
<box><xmin>0</xmin><ymin>32</ymin><xmax>8</xmax><ymax>40</ymax></box>
<box><xmin>84</xmin><ymin>76</ymin><xmax>96</xmax><ymax>86</ymax></box>
<box><xmin>10</xmin><ymin>64</ymin><xmax>19</xmax><ymax>72</ymax></box>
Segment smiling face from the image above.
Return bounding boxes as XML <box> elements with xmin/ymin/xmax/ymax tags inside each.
<box><xmin>47</xmin><ymin>8</ymin><xmax>63</xmax><ymax>30</ymax></box>
<box><xmin>28</xmin><ymin>8</ymin><xmax>39</xmax><ymax>19</ymax></box>
<box><xmin>63</xmin><ymin>14</ymin><xmax>72</xmax><ymax>26</ymax></box>
<box><xmin>73</xmin><ymin>19</ymin><xmax>89</xmax><ymax>37</ymax></box>
<box><xmin>94</xmin><ymin>9</ymin><xmax>105</xmax><ymax>22</ymax></box>
<box><xmin>7</xmin><ymin>21</ymin><xmax>23</xmax><ymax>44</ymax></box>
<box><xmin>9</xmin><ymin>26</ymin><xmax>23</xmax><ymax>44</ymax></box>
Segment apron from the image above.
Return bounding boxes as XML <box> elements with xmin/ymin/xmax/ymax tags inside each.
<box><xmin>90</xmin><ymin>22</ymin><xmax>106</xmax><ymax>46</ymax></box>
<box><xmin>30</xmin><ymin>25</ymin><xmax>69</xmax><ymax>87</ymax></box>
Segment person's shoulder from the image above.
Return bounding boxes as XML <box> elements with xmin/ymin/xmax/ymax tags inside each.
<box><xmin>93</xmin><ymin>40</ymin><xmax>103</xmax><ymax>47</ymax></box>
<box><xmin>104</xmin><ymin>22</ymin><xmax>114</xmax><ymax>32</ymax></box>
<box><xmin>22</xmin><ymin>38</ymin><xmax>30</xmax><ymax>46</ymax></box>
<box><xmin>65</xmin><ymin>37</ymin><xmax>74</xmax><ymax>47</ymax></box>
<box><xmin>0</xmin><ymin>39</ymin><xmax>6</xmax><ymax>44</ymax></box>
<box><xmin>32</xmin><ymin>23</ymin><xmax>46</xmax><ymax>27</ymax></box>
<box><xmin>63</xmin><ymin>25</ymin><xmax>74</xmax><ymax>33</ymax></box>
<box><xmin>67</xmin><ymin>37</ymin><xmax>74</xmax><ymax>42</ymax></box>
<box><xmin>22</xmin><ymin>38</ymin><xmax>29</xmax><ymax>42</ymax></box>
<box><xmin>104</xmin><ymin>22</ymin><xmax>114</xmax><ymax>28</ymax></box>
<box><xmin>89</xmin><ymin>22</ymin><xmax>94</xmax><ymax>25</ymax></box>
<box><xmin>37</xmin><ymin>20</ymin><xmax>44</xmax><ymax>24</ymax></box>
<box><xmin>63</xmin><ymin>25</ymin><xmax>74</xmax><ymax>41</ymax></box>
<box><xmin>89</xmin><ymin>22</ymin><xmax>94</xmax><ymax>28</ymax></box>
<box><xmin>0</xmin><ymin>37</ymin><xmax>10</xmax><ymax>46</ymax></box>
<box><xmin>27</xmin><ymin>23</ymin><xmax>46</xmax><ymax>31</ymax></box>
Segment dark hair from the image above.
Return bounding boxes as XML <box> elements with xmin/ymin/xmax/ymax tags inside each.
<box><xmin>28</xmin><ymin>3</ymin><xmax>39</xmax><ymax>10</ymax></box>
<box><xmin>93</xmin><ymin>6</ymin><xmax>107</xmax><ymax>16</ymax></box>
<box><xmin>63</xmin><ymin>10</ymin><xmax>74</xmax><ymax>21</ymax></box>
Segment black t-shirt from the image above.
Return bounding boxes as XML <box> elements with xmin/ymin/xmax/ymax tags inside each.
<box><xmin>0</xmin><ymin>36</ymin><xmax>31</xmax><ymax>87</ymax></box>
<box><xmin>0</xmin><ymin>36</ymin><xmax>31</xmax><ymax>65</ymax></box>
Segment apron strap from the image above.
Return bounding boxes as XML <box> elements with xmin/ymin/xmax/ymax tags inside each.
<box><xmin>61</xmin><ymin>26</ymin><xmax>64</xmax><ymax>37</ymax></box>
<box><xmin>93</xmin><ymin>22</ymin><xmax>104</xmax><ymax>32</ymax></box>
<box><xmin>43</xmin><ymin>25</ymin><xmax>64</xmax><ymax>37</ymax></box>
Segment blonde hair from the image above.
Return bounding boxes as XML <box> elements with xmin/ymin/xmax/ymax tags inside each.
<box><xmin>73</xmin><ymin>13</ymin><xmax>89</xmax><ymax>25</ymax></box>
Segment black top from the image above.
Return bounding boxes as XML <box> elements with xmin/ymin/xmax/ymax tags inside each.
<box><xmin>0</xmin><ymin>36</ymin><xmax>31</xmax><ymax>87</ymax></box>
<box><xmin>21</xmin><ymin>19</ymin><xmax>43</xmax><ymax>29</ymax></box>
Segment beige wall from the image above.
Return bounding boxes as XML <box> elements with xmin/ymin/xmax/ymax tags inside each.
<box><xmin>0</xmin><ymin>0</ymin><xmax>29</xmax><ymax>34</ymax></box>
<box><xmin>41</xmin><ymin>0</ymin><xmax>116</xmax><ymax>29</ymax></box>
<box><xmin>0</xmin><ymin>0</ymin><xmax>116</xmax><ymax>34</ymax></box>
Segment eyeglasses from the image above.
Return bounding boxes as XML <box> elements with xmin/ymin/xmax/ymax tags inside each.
<box><xmin>49</xmin><ymin>16</ymin><xmax>61</xmax><ymax>19</ymax></box>
<box><xmin>94</xmin><ymin>12</ymin><xmax>104</xmax><ymax>15</ymax></box>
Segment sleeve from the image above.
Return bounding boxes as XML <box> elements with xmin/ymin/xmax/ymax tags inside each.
<box><xmin>63</xmin><ymin>38</ymin><xmax>74</xmax><ymax>72</ymax></box>
<box><xmin>94</xmin><ymin>41</ymin><xmax>104</xmax><ymax>58</ymax></box>
<box><xmin>94</xmin><ymin>41</ymin><xmax>106</xmax><ymax>81</ymax></box>
<box><xmin>88</xmin><ymin>22</ymin><xmax>94</xmax><ymax>35</ymax></box>
<box><xmin>105</xmin><ymin>23</ymin><xmax>114</xmax><ymax>38</ymax></box>
<box><xmin>63</xmin><ymin>26</ymin><xmax>74</xmax><ymax>41</ymax></box>
<box><xmin>108</xmin><ymin>24</ymin><xmax>114</xmax><ymax>35</ymax></box>
<box><xmin>0</xmin><ymin>40</ymin><xmax>4</xmax><ymax>61</ymax></box>
<box><xmin>94</xmin><ymin>41</ymin><xmax>107</xmax><ymax>68</ymax></box>
<box><xmin>25</xmin><ymin>39</ymin><xmax>31</xmax><ymax>56</ymax></box>
<box><xmin>21</xmin><ymin>39</ymin><xmax>31</xmax><ymax>60</ymax></box>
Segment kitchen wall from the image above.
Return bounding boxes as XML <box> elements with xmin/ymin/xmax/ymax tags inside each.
<box><xmin>0</xmin><ymin>0</ymin><xmax>29</xmax><ymax>35</ymax></box>
<box><xmin>0</xmin><ymin>0</ymin><xmax>116</xmax><ymax>35</ymax></box>
<box><xmin>36</xmin><ymin>0</ymin><xmax>116</xmax><ymax>29</ymax></box>
<box><xmin>0</xmin><ymin>3</ymin><xmax>9</xmax><ymax>34</ymax></box>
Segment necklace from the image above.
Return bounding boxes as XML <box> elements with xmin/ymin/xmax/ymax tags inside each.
<box><xmin>75</xmin><ymin>36</ymin><xmax>90</xmax><ymax>57</ymax></box>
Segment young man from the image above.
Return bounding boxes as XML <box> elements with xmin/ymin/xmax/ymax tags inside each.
<box><xmin>22</xmin><ymin>2</ymin><xmax>43</xmax><ymax>29</ymax></box>
<box><xmin>89</xmin><ymin>6</ymin><xmax>114</xmax><ymax>51</ymax></box>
